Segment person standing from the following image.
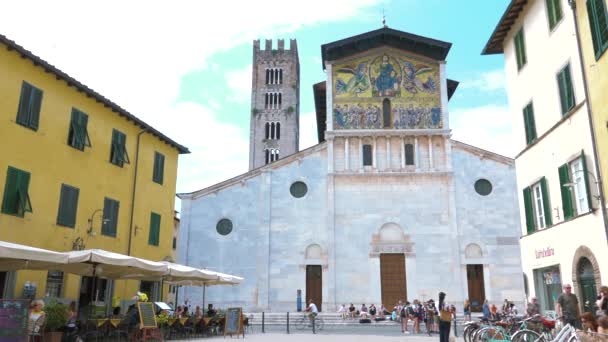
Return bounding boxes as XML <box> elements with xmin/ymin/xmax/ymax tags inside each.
<box><xmin>482</xmin><ymin>299</ymin><xmax>490</xmax><ymax>319</ymax></box>
<box><xmin>596</xmin><ymin>286</ymin><xmax>608</xmax><ymax>317</ymax></box>
<box><xmin>526</xmin><ymin>297</ymin><xmax>540</xmax><ymax>317</ymax></box>
<box><xmin>438</xmin><ymin>292</ymin><xmax>453</xmax><ymax>342</ymax></box>
<box><xmin>556</xmin><ymin>284</ymin><xmax>580</xmax><ymax>328</ymax></box>
<box><xmin>463</xmin><ymin>299</ymin><xmax>471</xmax><ymax>322</ymax></box>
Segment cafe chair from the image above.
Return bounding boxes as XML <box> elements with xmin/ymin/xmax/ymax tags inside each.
<box><xmin>245</xmin><ymin>314</ymin><xmax>254</xmax><ymax>334</ymax></box>
<box><xmin>106</xmin><ymin>320</ymin><xmax>130</xmax><ymax>342</ymax></box>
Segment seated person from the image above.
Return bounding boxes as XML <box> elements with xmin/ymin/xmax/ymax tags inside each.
<box><xmin>337</xmin><ymin>304</ymin><xmax>347</xmax><ymax>319</ymax></box>
<box><xmin>306</xmin><ymin>300</ymin><xmax>319</xmax><ymax>323</ymax></box>
<box><xmin>194</xmin><ymin>306</ymin><xmax>202</xmax><ymax>318</ymax></box>
<box><xmin>359</xmin><ymin>304</ymin><xmax>369</xmax><ymax>319</ymax></box>
<box><xmin>369</xmin><ymin>304</ymin><xmax>377</xmax><ymax>320</ymax></box>
<box><xmin>112</xmin><ymin>306</ymin><xmax>121</xmax><ymax>318</ymax></box>
<box><xmin>207</xmin><ymin>304</ymin><xmax>217</xmax><ymax>317</ymax></box>
<box><xmin>348</xmin><ymin>303</ymin><xmax>356</xmax><ymax>319</ymax></box>
<box><xmin>28</xmin><ymin>300</ymin><xmax>46</xmax><ymax>337</ymax></box>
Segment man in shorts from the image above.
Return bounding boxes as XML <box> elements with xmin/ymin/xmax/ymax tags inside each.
<box><xmin>556</xmin><ymin>284</ymin><xmax>580</xmax><ymax>328</ymax></box>
<box><xmin>306</xmin><ymin>299</ymin><xmax>319</xmax><ymax>323</ymax></box>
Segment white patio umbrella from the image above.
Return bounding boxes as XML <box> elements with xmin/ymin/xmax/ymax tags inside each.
<box><xmin>166</xmin><ymin>269</ymin><xmax>243</xmax><ymax>312</ymax></box>
<box><xmin>59</xmin><ymin>249</ymin><xmax>168</xmax><ymax>279</ymax></box>
<box><xmin>0</xmin><ymin>240</ymin><xmax>69</xmax><ymax>271</ymax></box>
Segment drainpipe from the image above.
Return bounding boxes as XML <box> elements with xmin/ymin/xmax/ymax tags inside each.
<box><xmin>127</xmin><ymin>129</ymin><xmax>148</xmax><ymax>256</ymax></box>
<box><xmin>569</xmin><ymin>0</ymin><xmax>608</xmax><ymax>245</ymax></box>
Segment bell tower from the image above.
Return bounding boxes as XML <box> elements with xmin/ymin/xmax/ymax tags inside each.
<box><xmin>249</xmin><ymin>39</ymin><xmax>300</xmax><ymax>170</ymax></box>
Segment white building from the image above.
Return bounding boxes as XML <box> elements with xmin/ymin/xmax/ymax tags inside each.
<box><xmin>177</xmin><ymin>27</ymin><xmax>525</xmax><ymax>312</ymax></box>
<box><xmin>483</xmin><ymin>0</ymin><xmax>608</xmax><ymax>314</ymax></box>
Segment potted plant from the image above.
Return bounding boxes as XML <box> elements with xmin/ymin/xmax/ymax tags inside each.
<box><xmin>43</xmin><ymin>301</ymin><xmax>68</xmax><ymax>342</ymax></box>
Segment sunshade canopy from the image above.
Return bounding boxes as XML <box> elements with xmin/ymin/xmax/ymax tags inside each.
<box><xmin>0</xmin><ymin>241</ymin><xmax>68</xmax><ymax>271</ymax></box>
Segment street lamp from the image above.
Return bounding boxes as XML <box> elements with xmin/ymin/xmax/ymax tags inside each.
<box><xmin>87</xmin><ymin>209</ymin><xmax>109</xmax><ymax>236</ymax></box>
<box><xmin>563</xmin><ymin>169</ymin><xmax>602</xmax><ymax>202</ymax></box>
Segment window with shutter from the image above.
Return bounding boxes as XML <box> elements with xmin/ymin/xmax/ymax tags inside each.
<box><xmin>110</xmin><ymin>130</ymin><xmax>130</xmax><ymax>167</ymax></box>
<box><xmin>362</xmin><ymin>144</ymin><xmax>373</xmax><ymax>166</ymax></box>
<box><xmin>1</xmin><ymin>167</ymin><xmax>32</xmax><ymax>217</ymax></box>
<box><xmin>557</xmin><ymin>64</ymin><xmax>575</xmax><ymax>115</ymax></box>
<box><xmin>149</xmin><ymin>212</ymin><xmax>161</xmax><ymax>246</ymax></box>
<box><xmin>558</xmin><ymin>164</ymin><xmax>575</xmax><ymax>219</ymax></box>
<box><xmin>68</xmin><ymin>109</ymin><xmax>91</xmax><ymax>150</ymax></box>
<box><xmin>587</xmin><ymin>0</ymin><xmax>608</xmax><ymax>59</ymax></box>
<box><xmin>405</xmin><ymin>144</ymin><xmax>414</xmax><ymax>165</ymax></box>
<box><xmin>514</xmin><ymin>29</ymin><xmax>527</xmax><ymax>70</ymax></box>
<box><xmin>546</xmin><ymin>0</ymin><xmax>563</xmax><ymax>30</ymax></box>
<box><xmin>101</xmin><ymin>197</ymin><xmax>119</xmax><ymax>237</ymax></box>
<box><xmin>15</xmin><ymin>81</ymin><xmax>43</xmax><ymax>131</ymax></box>
<box><xmin>57</xmin><ymin>184</ymin><xmax>79</xmax><ymax>228</ymax></box>
<box><xmin>153</xmin><ymin>152</ymin><xmax>165</xmax><ymax>185</ymax></box>
<box><xmin>523</xmin><ymin>102</ymin><xmax>537</xmax><ymax>145</ymax></box>
<box><xmin>523</xmin><ymin>187</ymin><xmax>535</xmax><ymax>234</ymax></box>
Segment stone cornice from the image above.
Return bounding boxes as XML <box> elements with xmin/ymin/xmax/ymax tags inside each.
<box><xmin>451</xmin><ymin>139</ymin><xmax>514</xmax><ymax>166</ymax></box>
<box><xmin>325</xmin><ymin>129</ymin><xmax>452</xmax><ymax>139</ymax></box>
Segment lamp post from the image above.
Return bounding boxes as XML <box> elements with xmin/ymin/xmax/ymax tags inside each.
<box><xmin>87</xmin><ymin>209</ymin><xmax>109</xmax><ymax>236</ymax></box>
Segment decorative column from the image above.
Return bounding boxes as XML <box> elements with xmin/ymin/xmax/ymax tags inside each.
<box><xmin>359</xmin><ymin>137</ymin><xmax>363</xmax><ymax>171</ymax></box>
<box><xmin>372</xmin><ymin>136</ymin><xmax>377</xmax><ymax>169</ymax></box>
<box><xmin>414</xmin><ymin>137</ymin><xmax>419</xmax><ymax>171</ymax></box>
<box><xmin>386</xmin><ymin>137</ymin><xmax>391</xmax><ymax>170</ymax></box>
<box><xmin>400</xmin><ymin>136</ymin><xmax>405</xmax><ymax>169</ymax></box>
<box><xmin>345</xmin><ymin>137</ymin><xmax>350</xmax><ymax>171</ymax></box>
<box><xmin>428</xmin><ymin>135</ymin><xmax>434</xmax><ymax>170</ymax></box>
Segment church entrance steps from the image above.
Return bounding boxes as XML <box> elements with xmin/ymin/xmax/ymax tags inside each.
<box><xmin>243</xmin><ymin>312</ymin><xmax>472</xmax><ymax>329</ymax></box>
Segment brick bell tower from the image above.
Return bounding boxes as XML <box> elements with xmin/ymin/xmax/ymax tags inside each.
<box><xmin>249</xmin><ymin>39</ymin><xmax>300</xmax><ymax>170</ymax></box>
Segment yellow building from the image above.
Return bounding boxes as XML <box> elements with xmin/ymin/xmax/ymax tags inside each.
<box><xmin>0</xmin><ymin>33</ymin><xmax>189</xmax><ymax>311</ymax></box>
<box><xmin>573</xmin><ymin>0</ymin><xmax>608</xmax><ymax>215</ymax></box>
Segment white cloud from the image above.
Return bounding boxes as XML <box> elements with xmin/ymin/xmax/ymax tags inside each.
<box><xmin>225</xmin><ymin>65</ymin><xmax>252</xmax><ymax>103</ymax></box>
<box><xmin>460</xmin><ymin>70</ymin><xmax>506</xmax><ymax>92</ymax></box>
<box><xmin>450</xmin><ymin>105</ymin><xmax>516</xmax><ymax>158</ymax></box>
<box><xmin>0</xmin><ymin>0</ymin><xmax>382</xmax><ymax>196</ymax></box>
<box><xmin>300</xmin><ymin>111</ymin><xmax>319</xmax><ymax>149</ymax></box>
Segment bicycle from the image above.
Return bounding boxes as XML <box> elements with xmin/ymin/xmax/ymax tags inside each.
<box><xmin>295</xmin><ymin>313</ymin><xmax>324</xmax><ymax>331</ymax></box>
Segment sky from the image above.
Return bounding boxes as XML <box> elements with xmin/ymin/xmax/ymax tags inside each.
<box><xmin>2</xmin><ymin>0</ymin><xmax>512</xmax><ymax>203</ymax></box>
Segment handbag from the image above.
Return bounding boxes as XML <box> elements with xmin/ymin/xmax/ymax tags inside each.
<box><xmin>440</xmin><ymin>308</ymin><xmax>452</xmax><ymax>322</ymax></box>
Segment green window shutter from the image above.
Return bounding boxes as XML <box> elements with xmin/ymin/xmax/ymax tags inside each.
<box><xmin>102</xmin><ymin>198</ymin><xmax>119</xmax><ymax>237</ymax></box>
<box><xmin>57</xmin><ymin>185</ymin><xmax>79</xmax><ymax>228</ymax></box>
<box><xmin>153</xmin><ymin>152</ymin><xmax>165</xmax><ymax>184</ymax></box>
<box><xmin>110</xmin><ymin>130</ymin><xmax>129</xmax><ymax>166</ymax></box>
<box><xmin>16</xmin><ymin>82</ymin><xmax>32</xmax><ymax>126</ymax></box>
<box><xmin>558</xmin><ymin>164</ymin><xmax>574</xmax><ymax>219</ymax></box>
<box><xmin>28</xmin><ymin>87</ymin><xmax>43</xmax><ymax>130</ymax></box>
<box><xmin>580</xmin><ymin>150</ymin><xmax>593</xmax><ymax>210</ymax></box>
<box><xmin>523</xmin><ymin>103</ymin><xmax>537</xmax><ymax>145</ymax></box>
<box><xmin>148</xmin><ymin>212</ymin><xmax>161</xmax><ymax>246</ymax></box>
<box><xmin>69</xmin><ymin>109</ymin><xmax>91</xmax><ymax>150</ymax></box>
<box><xmin>588</xmin><ymin>0</ymin><xmax>608</xmax><ymax>58</ymax></box>
<box><xmin>523</xmin><ymin>187</ymin><xmax>535</xmax><ymax>234</ymax></box>
<box><xmin>564</xmin><ymin>64</ymin><xmax>575</xmax><ymax>111</ymax></box>
<box><xmin>558</xmin><ymin>69</ymin><xmax>568</xmax><ymax>115</ymax></box>
<box><xmin>547</xmin><ymin>0</ymin><xmax>562</xmax><ymax>30</ymax></box>
<box><xmin>540</xmin><ymin>177</ymin><xmax>553</xmax><ymax>226</ymax></box>
<box><xmin>2</xmin><ymin>167</ymin><xmax>20</xmax><ymax>215</ymax></box>
<box><xmin>515</xmin><ymin>29</ymin><xmax>527</xmax><ymax>70</ymax></box>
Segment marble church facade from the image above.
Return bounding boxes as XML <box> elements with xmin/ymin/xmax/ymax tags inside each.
<box><xmin>177</xmin><ymin>28</ymin><xmax>525</xmax><ymax>312</ymax></box>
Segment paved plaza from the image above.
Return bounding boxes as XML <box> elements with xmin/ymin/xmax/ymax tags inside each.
<box><xmin>177</xmin><ymin>332</ymin><xmax>464</xmax><ymax>341</ymax></box>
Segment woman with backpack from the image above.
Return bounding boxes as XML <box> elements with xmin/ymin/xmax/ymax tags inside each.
<box><xmin>438</xmin><ymin>292</ymin><xmax>454</xmax><ymax>342</ymax></box>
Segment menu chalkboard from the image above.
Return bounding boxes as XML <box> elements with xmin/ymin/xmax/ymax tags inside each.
<box><xmin>0</xmin><ymin>299</ymin><xmax>29</xmax><ymax>342</ymax></box>
<box><xmin>224</xmin><ymin>307</ymin><xmax>243</xmax><ymax>338</ymax></box>
<box><xmin>137</xmin><ymin>302</ymin><xmax>157</xmax><ymax>328</ymax></box>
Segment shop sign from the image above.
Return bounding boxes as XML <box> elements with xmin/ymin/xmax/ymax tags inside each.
<box><xmin>535</xmin><ymin>247</ymin><xmax>555</xmax><ymax>259</ymax></box>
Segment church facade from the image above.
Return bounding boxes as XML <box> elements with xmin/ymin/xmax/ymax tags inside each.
<box><xmin>177</xmin><ymin>28</ymin><xmax>525</xmax><ymax>312</ymax></box>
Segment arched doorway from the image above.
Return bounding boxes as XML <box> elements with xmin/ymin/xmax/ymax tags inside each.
<box><xmin>578</xmin><ymin>257</ymin><xmax>597</xmax><ymax>313</ymax></box>
<box><xmin>464</xmin><ymin>243</ymin><xmax>486</xmax><ymax>312</ymax></box>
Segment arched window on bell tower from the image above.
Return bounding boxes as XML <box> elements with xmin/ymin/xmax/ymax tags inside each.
<box><xmin>383</xmin><ymin>98</ymin><xmax>391</xmax><ymax>128</ymax></box>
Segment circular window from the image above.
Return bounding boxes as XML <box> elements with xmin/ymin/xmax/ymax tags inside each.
<box><xmin>216</xmin><ymin>219</ymin><xmax>233</xmax><ymax>236</ymax></box>
<box><xmin>474</xmin><ymin>179</ymin><xmax>493</xmax><ymax>196</ymax></box>
<box><xmin>290</xmin><ymin>181</ymin><xmax>308</xmax><ymax>198</ymax></box>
